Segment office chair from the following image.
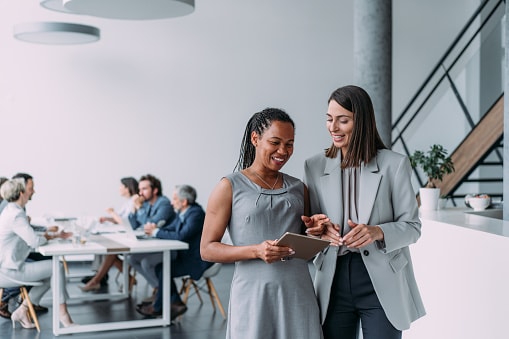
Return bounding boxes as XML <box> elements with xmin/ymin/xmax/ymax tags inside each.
<box><xmin>0</xmin><ymin>272</ymin><xmax>44</xmax><ymax>332</ymax></box>
<box><xmin>179</xmin><ymin>263</ymin><xmax>226</xmax><ymax>319</ymax></box>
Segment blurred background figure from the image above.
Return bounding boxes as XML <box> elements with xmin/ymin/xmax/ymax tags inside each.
<box><xmin>80</xmin><ymin>177</ymin><xmax>139</xmax><ymax>291</ymax></box>
<box><xmin>1</xmin><ymin>173</ymin><xmax>71</xmax><ymax>319</ymax></box>
<box><xmin>0</xmin><ymin>178</ymin><xmax>76</xmax><ymax>328</ymax></box>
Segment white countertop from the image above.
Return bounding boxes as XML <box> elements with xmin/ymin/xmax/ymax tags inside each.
<box><xmin>406</xmin><ymin>206</ymin><xmax>509</xmax><ymax>339</ymax></box>
<box><xmin>419</xmin><ymin>207</ymin><xmax>508</xmax><ymax>237</ymax></box>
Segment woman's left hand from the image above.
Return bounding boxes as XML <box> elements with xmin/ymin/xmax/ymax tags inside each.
<box><xmin>342</xmin><ymin>219</ymin><xmax>384</xmax><ymax>248</ymax></box>
<box><xmin>256</xmin><ymin>240</ymin><xmax>295</xmax><ymax>264</ymax></box>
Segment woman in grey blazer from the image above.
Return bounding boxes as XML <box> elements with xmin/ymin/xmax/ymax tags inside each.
<box><xmin>302</xmin><ymin>85</ymin><xmax>425</xmax><ymax>339</ymax></box>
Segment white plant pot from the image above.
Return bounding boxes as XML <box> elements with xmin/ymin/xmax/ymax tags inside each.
<box><xmin>437</xmin><ymin>198</ymin><xmax>447</xmax><ymax>210</ymax></box>
<box><xmin>419</xmin><ymin>188</ymin><xmax>440</xmax><ymax>211</ymax></box>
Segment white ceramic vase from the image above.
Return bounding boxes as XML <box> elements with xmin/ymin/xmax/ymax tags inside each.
<box><xmin>419</xmin><ymin>188</ymin><xmax>440</xmax><ymax>211</ymax></box>
<box><xmin>437</xmin><ymin>198</ymin><xmax>447</xmax><ymax>209</ymax></box>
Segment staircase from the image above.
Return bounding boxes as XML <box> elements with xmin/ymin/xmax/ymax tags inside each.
<box><xmin>435</xmin><ymin>95</ymin><xmax>503</xmax><ymax>199</ymax></box>
<box><xmin>391</xmin><ymin>0</ymin><xmax>505</xmax><ymax>205</ymax></box>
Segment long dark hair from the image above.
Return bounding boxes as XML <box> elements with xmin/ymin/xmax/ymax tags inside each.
<box><xmin>121</xmin><ymin>177</ymin><xmax>139</xmax><ymax>196</ymax></box>
<box><xmin>325</xmin><ymin>85</ymin><xmax>386</xmax><ymax>168</ymax></box>
<box><xmin>234</xmin><ymin>108</ymin><xmax>295</xmax><ymax>171</ymax></box>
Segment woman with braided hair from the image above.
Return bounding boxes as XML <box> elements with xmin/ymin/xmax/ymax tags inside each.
<box><xmin>201</xmin><ymin>108</ymin><xmax>324</xmax><ymax>339</ymax></box>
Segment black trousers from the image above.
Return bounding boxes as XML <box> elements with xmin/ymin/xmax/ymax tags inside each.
<box><xmin>323</xmin><ymin>252</ymin><xmax>401</xmax><ymax>339</ymax></box>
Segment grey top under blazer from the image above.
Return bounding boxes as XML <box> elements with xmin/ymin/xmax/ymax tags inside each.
<box><xmin>303</xmin><ymin>149</ymin><xmax>426</xmax><ymax>330</ymax></box>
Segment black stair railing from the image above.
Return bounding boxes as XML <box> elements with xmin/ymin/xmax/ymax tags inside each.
<box><xmin>391</xmin><ymin>0</ymin><xmax>505</xmax><ymax>201</ymax></box>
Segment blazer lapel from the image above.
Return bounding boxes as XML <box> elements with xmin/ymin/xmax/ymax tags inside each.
<box><xmin>320</xmin><ymin>156</ymin><xmax>343</xmax><ymax>225</ymax></box>
<box><xmin>176</xmin><ymin>217</ymin><xmax>184</xmax><ymax>233</ymax></box>
<box><xmin>359</xmin><ymin>155</ymin><xmax>381</xmax><ymax>224</ymax></box>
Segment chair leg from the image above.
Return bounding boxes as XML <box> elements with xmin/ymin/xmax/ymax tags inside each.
<box><xmin>20</xmin><ymin>287</ymin><xmax>40</xmax><ymax>333</ymax></box>
<box><xmin>190</xmin><ymin>280</ymin><xmax>203</xmax><ymax>304</ymax></box>
<box><xmin>206</xmin><ymin>278</ymin><xmax>226</xmax><ymax>319</ymax></box>
<box><xmin>61</xmin><ymin>257</ymin><xmax>69</xmax><ymax>275</ymax></box>
<box><xmin>180</xmin><ymin>278</ymin><xmax>203</xmax><ymax>305</ymax></box>
<box><xmin>179</xmin><ymin>277</ymin><xmax>189</xmax><ymax>295</ymax></box>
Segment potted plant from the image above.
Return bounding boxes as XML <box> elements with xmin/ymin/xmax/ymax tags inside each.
<box><xmin>409</xmin><ymin>144</ymin><xmax>455</xmax><ymax>210</ymax></box>
<box><xmin>438</xmin><ymin>195</ymin><xmax>449</xmax><ymax>209</ymax></box>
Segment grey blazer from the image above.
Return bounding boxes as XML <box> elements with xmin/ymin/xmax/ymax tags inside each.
<box><xmin>303</xmin><ymin>149</ymin><xmax>426</xmax><ymax>330</ymax></box>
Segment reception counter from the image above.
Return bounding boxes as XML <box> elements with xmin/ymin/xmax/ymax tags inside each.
<box><xmin>405</xmin><ymin>207</ymin><xmax>508</xmax><ymax>339</ymax></box>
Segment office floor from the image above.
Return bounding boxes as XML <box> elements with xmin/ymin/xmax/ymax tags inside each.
<box><xmin>0</xmin><ymin>261</ymin><xmax>234</xmax><ymax>339</ymax></box>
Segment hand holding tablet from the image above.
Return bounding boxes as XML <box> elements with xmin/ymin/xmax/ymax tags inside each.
<box><xmin>275</xmin><ymin>232</ymin><xmax>330</xmax><ymax>260</ymax></box>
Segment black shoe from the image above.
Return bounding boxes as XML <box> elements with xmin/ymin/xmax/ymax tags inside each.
<box><xmin>0</xmin><ymin>302</ymin><xmax>11</xmax><ymax>319</ymax></box>
<box><xmin>100</xmin><ymin>273</ymin><xmax>109</xmax><ymax>287</ymax></box>
<box><xmin>170</xmin><ymin>302</ymin><xmax>187</xmax><ymax>321</ymax></box>
<box><xmin>136</xmin><ymin>304</ymin><xmax>162</xmax><ymax>318</ymax></box>
<box><xmin>81</xmin><ymin>275</ymin><xmax>93</xmax><ymax>284</ymax></box>
<box><xmin>33</xmin><ymin>304</ymin><xmax>49</xmax><ymax>314</ymax></box>
<box><xmin>81</xmin><ymin>273</ymin><xmax>109</xmax><ymax>286</ymax></box>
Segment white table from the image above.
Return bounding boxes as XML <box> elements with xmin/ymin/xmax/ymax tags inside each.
<box><xmin>38</xmin><ymin>233</ymin><xmax>188</xmax><ymax>336</ymax></box>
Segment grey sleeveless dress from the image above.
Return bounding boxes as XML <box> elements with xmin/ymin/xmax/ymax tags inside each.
<box><xmin>225</xmin><ymin>172</ymin><xmax>323</xmax><ymax>339</ymax></box>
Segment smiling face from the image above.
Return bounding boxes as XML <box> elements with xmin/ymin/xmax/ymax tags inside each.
<box><xmin>24</xmin><ymin>179</ymin><xmax>35</xmax><ymax>201</ymax></box>
<box><xmin>327</xmin><ymin>99</ymin><xmax>355</xmax><ymax>158</ymax></box>
<box><xmin>251</xmin><ymin>120</ymin><xmax>294</xmax><ymax>172</ymax></box>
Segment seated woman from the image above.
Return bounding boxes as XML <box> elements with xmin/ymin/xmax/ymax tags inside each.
<box><xmin>80</xmin><ymin>177</ymin><xmax>138</xmax><ymax>292</ymax></box>
<box><xmin>0</xmin><ymin>179</ymin><xmax>75</xmax><ymax>329</ymax></box>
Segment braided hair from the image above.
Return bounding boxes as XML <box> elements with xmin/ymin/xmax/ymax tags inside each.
<box><xmin>234</xmin><ymin>108</ymin><xmax>295</xmax><ymax>172</ymax></box>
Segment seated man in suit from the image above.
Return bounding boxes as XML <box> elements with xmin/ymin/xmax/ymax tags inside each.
<box><xmin>136</xmin><ymin>184</ymin><xmax>212</xmax><ymax>320</ymax></box>
<box><xmin>127</xmin><ymin>174</ymin><xmax>176</xmax><ymax>297</ymax></box>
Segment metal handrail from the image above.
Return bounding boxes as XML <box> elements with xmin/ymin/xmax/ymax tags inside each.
<box><xmin>392</xmin><ymin>0</ymin><xmax>504</xmax><ymax>146</ymax></box>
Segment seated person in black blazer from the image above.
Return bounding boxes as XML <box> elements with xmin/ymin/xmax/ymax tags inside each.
<box><xmin>136</xmin><ymin>184</ymin><xmax>212</xmax><ymax>320</ymax></box>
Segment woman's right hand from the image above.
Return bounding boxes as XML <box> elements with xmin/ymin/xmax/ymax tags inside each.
<box><xmin>256</xmin><ymin>240</ymin><xmax>295</xmax><ymax>264</ymax></box>
<box><xmin>322</xmin><ymin>222</ymin><xmax>343</xmax><ymax>246</ymax></box>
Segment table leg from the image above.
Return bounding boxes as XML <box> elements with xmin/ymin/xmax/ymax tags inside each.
<box><xmin>122</xmin><ymin>255</ymin><xmax>129</xmax><ymax>296</ymax></box>
<box><xmin>162</xmin><ymin>250</ymin><xmax>170</xmax><ymax>325</ymax></box>
<box><xmin>52</xmin><ymin>255</ymin><xmax>60</xmax><ymax>336</ymax></box>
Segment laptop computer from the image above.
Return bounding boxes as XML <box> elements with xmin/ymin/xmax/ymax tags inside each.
<box><xmin>122</xmin><ymin>219</ymin><xmax>165</xmax><ymax>241</ymax></box>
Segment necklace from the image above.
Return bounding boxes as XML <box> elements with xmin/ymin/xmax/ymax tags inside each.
<box><xmin>251</xmin><ymin>170</ymin><xmax>280</xmax><ymax>190</ymax></box>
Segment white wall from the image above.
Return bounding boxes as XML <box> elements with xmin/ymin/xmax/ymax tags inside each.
<box><xmin>0</xmin><ymin>0</ymin><xmax>471</xmax><ymax>218</ymax></box>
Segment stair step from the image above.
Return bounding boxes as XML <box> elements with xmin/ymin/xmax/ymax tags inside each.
<box><xmin>463</xmin><ymin>178</ymin><xmax>502</xmax><ymax>182</ymax></box>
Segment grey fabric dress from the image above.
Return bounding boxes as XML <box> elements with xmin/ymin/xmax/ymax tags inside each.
<box><xmin>225</xmin><ymin>172</ymin><xmax>323</xmax><ymax>339</ymax></box>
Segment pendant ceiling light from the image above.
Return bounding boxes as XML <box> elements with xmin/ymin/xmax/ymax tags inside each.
<box><xmin>41</xmin><ymin>0</ymin><xmax>195</xmax><ymax>20</ymax></box>
<box><xmin>40</xmin><ymin>0</ymin><xmax>76</xmax><ymax>14</ymax></box>
<box><xmin>13</xmin><ymin>22</ymin><xmax>100</xmax><ymax>44</ymax></box>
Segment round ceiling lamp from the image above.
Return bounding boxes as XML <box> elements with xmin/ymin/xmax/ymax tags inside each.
<box><xmin>13</xmin><ymin>22</ymin><xmax>100</xmax><ymax>45</ymax></box>
<box><xmin>40</xmin><ymin>0</ymin><xmax>77</xmax><ymax>14</ymax></box>
<box><xmin>41</xmin><ymin>0</ymin><xmax>195</xmax><ymax>20</ymax></box>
